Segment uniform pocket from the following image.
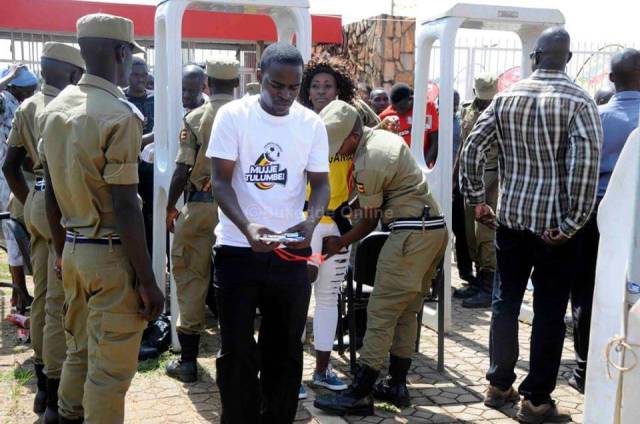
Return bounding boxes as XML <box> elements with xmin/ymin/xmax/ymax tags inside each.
<box><xmin>100</xmin><ymin>311</ymin><xmax>147</xmax><ymax>334</ymax></box>
<box><xmin>400</xmin><ymin>231</ymin><xmax>427</xmax><ymax>257</ymax></box>
<box><xmin>61</xmin><ymin>302</ymin><xmax>76</xmax><ymax>352</ymax></box>
<box><xmin>96</xmin><ymin>312</ymin><xmax>146</xmax><ymax>377</ymax></box>
<box><xmin>171</xmin><ymin>244</ymin><xmax>187</xmax><ymax>269</ymax></box>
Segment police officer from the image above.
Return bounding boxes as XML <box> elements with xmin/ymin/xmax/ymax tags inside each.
<box><xmin>454</xmin><ymin>75</ymin><xmax>499</xmax><ymax>308</ymax></box>
<box><xmin>40</xmin><ymin>14</ymin><xmax>164</xmax><ymax>423</ymax></box>
<box><xmin>165</xmin><ymin>57</ymin><xmax>239</xmax><ymax>382</ymax></box>
<box><xmin>2</xmin><ymin>42</ymin><xmax>84</xmax><ymax>422</ymax></box>
<box><xmin>314</xmin><ymin>100</ymin><xmax>448</xmax><ymax>415</ymax></box>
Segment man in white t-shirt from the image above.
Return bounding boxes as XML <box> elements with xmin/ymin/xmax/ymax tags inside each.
<box><xmin>206</xmin><ymin>42</ymin><xmax>330</xmax><ymax>424</ymax></box>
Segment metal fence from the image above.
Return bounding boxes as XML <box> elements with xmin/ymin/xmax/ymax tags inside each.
<box><xmin>428</xmin><ymin>38</ymin><xmax>636</xmax><ymax>101</ymax></box>
<box><xmin>0</xmin><ymin>31</ymin><xmax>258</xmax><ymax>95</ymax></box>
<box><xmin>0</xmin><ymin>30</ymin><xmax>636</xmax><ymax>100</ymax></box>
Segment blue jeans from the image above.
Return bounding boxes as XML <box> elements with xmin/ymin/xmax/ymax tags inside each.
<box><xmin>487</xmin><ymin>227</ymin><xmax>575</xmax><ymax>404</ymax></box>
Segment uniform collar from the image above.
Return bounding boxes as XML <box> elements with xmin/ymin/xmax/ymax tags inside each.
<box><xmin>41</xmin><ymin>84</ymin><xmax>61</xmax><ymax>98</ymax></box>
<box><xmin>78</xmin><ymin>74</ymin><xmax>125</xmax><ymax>99</ymax></box>
<box><xmin>210</xmin><ymin>93</ymin><xmax>234</xmax><ymax>102</ymax></box>
<box><xmin>354</xmin><ymin>127</ymin><xmax>374</xmax><ymax>161</ymax></box>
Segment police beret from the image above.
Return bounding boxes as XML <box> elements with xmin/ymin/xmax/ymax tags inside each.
<box><xmin>474</xmin><ymin>74</ymin><xmax>498</xmax><ymax>100</ymax></box>
<box><xmin>320</xmin><ymin>100</ymin><xmax>359</xmax><ymax>158</ymax></box>
<box><xmin>206</xmin><ymin>57</ymin><xmax>240</xmax><ymax>80</ymax></box>
<box><xmin>42</xmin><ymin>42</ymin><xmax>85</xmax><ymax>70</ymax></box>
<box><xmin>76</xmin><ymin>13</ymin><xmax>144</xmax><ymax>54</ymax></box>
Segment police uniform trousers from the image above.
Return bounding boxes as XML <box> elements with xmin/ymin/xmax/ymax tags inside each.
<box><xmin>58</xmin><ymin>237</ymin><xmax>146</xmax><ymax>423</ymax></box>
<box><xmin>171</xmin><ymin>200</ymin><xmax>218</xmax><ymax>335</ymax></box>
<box><xmin>464</xmin><ymin>169</ymin><xmax>498</xmax><ymax>272</ymax></box>
<box><xmin>24</xmin><ymin>188</ymin><xmax>66</xmax><ymax>378</ymax></box>
<box><xmin>359</xmin><ymin>227</ymin><xmax>448</xmax><ymax>370</ymax></box>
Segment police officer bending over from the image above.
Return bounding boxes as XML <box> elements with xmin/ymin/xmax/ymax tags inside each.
<box><xmin>315</xmin><ymin>100</ymin><xmax>448</xmax><ymax>416</ymax></box>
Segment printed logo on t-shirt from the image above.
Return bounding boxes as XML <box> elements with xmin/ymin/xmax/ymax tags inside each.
<box><xmin>244</xmin><ymin>143</ymin><xmax>288</xmax><ymax>190</ymax></box>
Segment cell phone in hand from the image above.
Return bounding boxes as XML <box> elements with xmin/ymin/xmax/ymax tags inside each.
<box><xmin>259</xmin><ymin>232</ymin><xmax>305</xmax><ymax>243</ymax></box>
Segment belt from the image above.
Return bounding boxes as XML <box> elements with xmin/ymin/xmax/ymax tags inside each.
<box><xmin>187</xmin><ymin>191</ymin><xmax>214</xmax><ymax>203</ymax></box>
<box><xmin>65</xmin><ymin>231</ymin><xmax>122</xmax><ymax>245</ymax></box>
<box><xmin>387</xmin><ymin>215</ymin><xmax>446</xmax><ymax>231</ymax></box>
<box><xmin>35</xmin><ymin>177</ymin><xmax>45</xmax><ymax>192</ymax></box>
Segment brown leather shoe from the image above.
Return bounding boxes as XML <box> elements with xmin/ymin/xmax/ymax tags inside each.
<box><xmin>484</xmin><ymin>385</ymin><xmax>520</xmax><ymax>408</ymax></box>
<box><xmin>516</xmin><ymin>400</ymin><xmax>572</xmax><ymax>423</ymax></box>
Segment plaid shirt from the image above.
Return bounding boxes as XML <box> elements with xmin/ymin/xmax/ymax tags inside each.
<box><xmin>459</xmin><ymin>69</ymin><xmax>602</xmax><ymax>237</ymax></box>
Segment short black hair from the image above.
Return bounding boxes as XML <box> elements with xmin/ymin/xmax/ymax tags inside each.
<box><xmin>260</xmin><ymin>42</ymin><xmax>304</xmax><ymax>72</ymax></box>
<box><xmin>209</xmin><ymin>77</ymin><xmax>238</xmax><ymax>92</ymax></box>
<box><xmin>390</xmin><ymin>83</ymin><xmax>413</xmax><ymax>103</ymax></box>
<box><xmin>132</xmin><ymin>56</ymin><xmax>148</xmax><ymax>71</ymax></box>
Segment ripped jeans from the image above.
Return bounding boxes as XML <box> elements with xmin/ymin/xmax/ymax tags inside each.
<box><xmin>309</xmin><ymin>221</ymin><xmax>350</xmax><ymax>352</ymax></box>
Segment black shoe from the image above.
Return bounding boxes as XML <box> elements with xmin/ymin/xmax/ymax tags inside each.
<box><xmin>462</xmin><ymin>290</ymin><xmax>493</xmax><ymax>308</ymax></box>
<box><xmin>373</xmin><ymin>355</ymin><xmax>411</xmax><ymax>408</ymax></box>
<box><xmin>166</xmin><ymin>333</ymin><xmax>199</xmax><ymax>383</ymax></box>
<box><xmin>43</xmin><ymin>378</ymin><xmax>60</xmax><ymax>424</ymax></box>
<box><xmin>453</xmin><ymin>284</ymin><xmax>480</xmax><ymax>299</ymax></box>
<box><xmin>567</xmin><ymin>375</ymin><xmax>584</xmax><ymax>394</ymax></box>
<box><xmin>458</xmin><ymin>270</ymin><xmax>476</xmax><ymax>284</ymax></box>
<box><xmin>166</xmin><ymin>358</ymin><xmax>198</xmax><ymax>383</ymax></box>
<box><xmin>314</xmin><ymin>364</ymin><xmax>379</xmax><ymax>416</ymax></box>
<box><xmin>33</xmin><ymin>363</ymin><xmax>47</xmax><ymax>414</ymax></box>
<box><xmin>462</xmin><ymin>270</ymin><xmax>494</xmax><ymax>308</ymax></box>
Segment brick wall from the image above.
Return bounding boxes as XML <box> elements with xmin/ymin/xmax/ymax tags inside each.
<box><xmin>312</xmin><ymin>14</ymin><xmax>416</xmax><ymax>89</ymax></box>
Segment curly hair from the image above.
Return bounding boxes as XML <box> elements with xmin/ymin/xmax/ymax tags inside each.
<box><xmin>298</xmin><ymin>55</ymin><xmax>357</xmax><ymax>109</ymax></box>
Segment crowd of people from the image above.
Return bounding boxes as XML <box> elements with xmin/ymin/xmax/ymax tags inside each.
<box><xmin>0</xmin><ymin>11</ymin><xmax>638</xmax><ymax>424</ymax></box>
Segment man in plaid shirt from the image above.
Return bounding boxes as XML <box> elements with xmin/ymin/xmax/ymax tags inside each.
<box><xmin>460</xmin><ymin>28</ymin><xmax>602</xmax><ymax>423</ymax></box>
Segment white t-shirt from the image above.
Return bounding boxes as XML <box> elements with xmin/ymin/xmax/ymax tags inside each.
<box><xmin>206</xmin><ymin>95</ymin><xmax>329</xmax><ymax>247</ymax></box>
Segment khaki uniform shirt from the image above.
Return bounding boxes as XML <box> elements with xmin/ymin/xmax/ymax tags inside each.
<box><xmin>352</xmin><ymin>127</ymin><xmax>440</xmax><ymax>224</ymax></box>
<box><xmin>460</xmin><ymin>100</ymin><xmax>498</xmax><ymax>170</ymax></box>
<box><xmin>7</xmin><ymin>84</ymin><xmax>61</xmax><ymax>177</ymax></box>
<box><xmin>176</xmin><ymin>94</ymin><xmax>233</xmax><ymax>192</ymax></box>
<box><xmin>39</xmin><ymin>74</ymin><xmax>143</xmax><ymax>238</ymax></box>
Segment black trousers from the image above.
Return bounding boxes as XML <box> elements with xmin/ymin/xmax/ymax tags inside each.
<box><xmin>487</xmin><ymin>227</ymin><xmax>576</xmax><ymax>404</ymax></box>
<box><xmin>569</xmin><ymin>209</ymin><xmax>599</xmax><ymax>385</ymax></box>
<box><xmin>452</xmin><ymin>186</ymin><xmax>473</xmax><ymax>277</ymax></box>
<box><xmin>213</xmin><ymin>245</ymin><xmax>311</xmax><ymax>424</ymax></box>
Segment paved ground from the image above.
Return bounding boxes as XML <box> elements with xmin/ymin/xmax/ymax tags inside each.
<box><xmin>0</xmin><ymin>252</ymin><xmax>584</xmax><ymax>423</ymax></box>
